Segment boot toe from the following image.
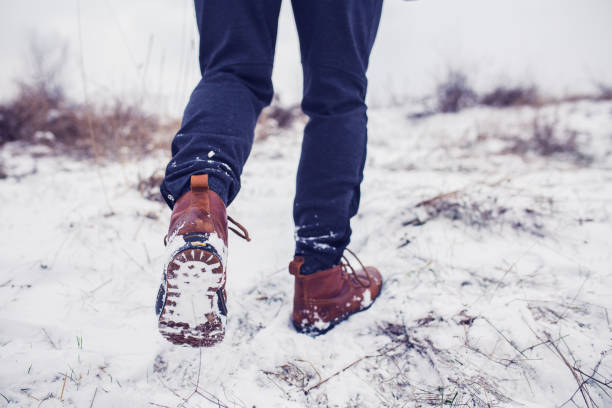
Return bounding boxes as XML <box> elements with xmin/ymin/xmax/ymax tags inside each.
<box><xmin>365</xmin><ymin>266</ymin><xmax>383</xmax><ymax>298</ymax></box>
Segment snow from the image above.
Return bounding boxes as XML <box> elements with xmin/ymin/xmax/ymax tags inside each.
<box><xmin>311</xmin><ymin>317</ymin><xmax>331</xmax><ymax>333</ymax></box>
<box><xmin>360</xmin><ymin>290</ymin><xmax>372</xmax><ymax>309</ymax></box>
<box><xmin>294</xmin><ymin>227</ymin><xmax>339</xmax><ymax>253</ymax></box>
<box><xmin>1</xmin><ymin>101</ymin><xmax>611</xmax><ymax>407</ymax></box>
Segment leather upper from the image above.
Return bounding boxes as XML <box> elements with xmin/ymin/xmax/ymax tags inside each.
<box><xmin>289</xmin><ymin>255</ymin><xmax>382</xmax><ymax>331</ymax></box>
<box><xmin>168</xmin><ymin>174</ymin><xmax>228</xmax><ymax>245</ymax></box>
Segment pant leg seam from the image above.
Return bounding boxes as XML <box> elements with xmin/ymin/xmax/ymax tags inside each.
<box><xmin>301</xmin><ymin>62</ymin><xmax>367</xmax><ymax>85</ymax></box>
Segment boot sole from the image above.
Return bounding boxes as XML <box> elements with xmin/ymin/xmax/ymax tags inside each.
<box><xmin>158</xmin><ymin>248</ymin><xmax>227</xmax><ymax>347</ymax></box>
<box><xmin>292</xmin><ymin>297</ymin><xmax>379</xmax><ymax>336</ymax></box>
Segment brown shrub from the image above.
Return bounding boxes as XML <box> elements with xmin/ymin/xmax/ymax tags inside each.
<box><xmin>0</xmin><ymin>35</ymin><xmax>176</xmax><ymax>160</ymax></box>
<box><xmin>596</xmin><ymin>83</ymin><xmax>612</xmax><ymax>101</ymax></box>
<box><xmin>430</xmin><ymin>69</ymin><xmax>609</xmax><ymax>114</ymax></box>
<box><xmin>435</xmin><ymin>70</ymin><xmax>477</xmax><ymax>113</ymax></box>
<box><xmin>0</xmin><ymin>82</ymin><xmax>175</xmax><ymax>160</ymax></box>
<box><xmin>480</xmin><ymin>85</ymin><xmax>540</xmax><ymax>108</ymax></box>
<box><xmin>503</xmin><ymin>113</ymin><xmax>592</xmax><ymax>164</ymax></box>
<box><xmin>402</xmin><ymin>189</ymin><xmax>551</xmax><ymax>237</ymax></box>
<box><xmin>137</xmin><ymin>169</ymin><xmax>165</xmax><ymax>203</ymax></box>
<box><xmin>255</xmin><ymin>95</ymin><xmax>305</xmax><ymax>141</ymax></box>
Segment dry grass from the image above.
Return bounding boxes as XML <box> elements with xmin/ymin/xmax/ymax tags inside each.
<box><xmin>434</xmin><ymin>70</ymin><xmax>539</xmax><ymax>113</ymax></box>
<box><xmin>502</xmin><ymin>112</ymin><xmax>593</xmax><ymax>165</ymax></box>
<box><xmin>0</xmin><ymin>82</ymin><xmax>175</xmax><ymax>160</ymax></box>
<box><xmin>255</xmin><ymin>95</ymin><xmax>305</xmax><ymax>141</ymax></box>
<box><xmin>372</xmin><ymin>318</ymin><xmax>512</xmax><ymax>407</ymax></box>
<box><xmin>435</xmin><ymin>70</ymin><xmax>478</xmax><ymax>113</ymax></box>
<box><xmin>136</xmin><ymin>169</ymin><xmax>166</xmax><ymax>203</ymax></box>
<box><xmin>0</xmin><ymin>36</ymin><xmax>177</xmax><ymax>161</ymax></box>
<box><xmin>430</xmin><ymin>69</ymin><xmax>608</xmax><ymax>116</ymax></box>
<box><xmin>262</xmin><ymin>314</ymin><xmax>519</xmax><ymax>407</ymax></box>
<box><xmin>480</xmin><ymin>85</ymin><xmax>540</xmax><ymax>108</ymax></box>
<box><xmin>594</xmin><ymin>83</ymin><xmax>612</xmax><ymax>101</ymax></box>
<box><xmin>403</xmin><ymin>189</ymin><xmax>551</xmax><ymax>237</ymax></box>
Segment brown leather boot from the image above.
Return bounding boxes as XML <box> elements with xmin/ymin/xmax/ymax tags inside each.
<box><xmin>156</xmin><ymin>174</ymin><xmax>249</xmax><ymax>347</ymax></box>
<box><xmin>289</xmin><ymin>250</ymin><xmax>383</xmax><ymax>335</ymax></box>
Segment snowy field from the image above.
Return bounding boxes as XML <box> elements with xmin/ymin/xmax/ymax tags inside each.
<box><xmin>1</xmin><ymin>101</ymin><xmax>611</xmax><ymax>407</ymax></box>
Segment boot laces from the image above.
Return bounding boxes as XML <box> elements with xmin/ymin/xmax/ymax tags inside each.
<box><xmin>164</xmin><ymin>215</ymin><xmax>250</xmax><ymax>246</ymax></box>
<box><xmin>228</xmin><ymin>215</ymin><xmax>250</xmax><ymax>241</ymax></box>
<box><xmin>340</xmin><ymin>248</ymin><xmax>372</xmax><ymax>288</ymax></box>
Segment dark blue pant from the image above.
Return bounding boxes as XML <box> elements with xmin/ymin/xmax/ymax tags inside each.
<box><xmin>161</xmin><ymin>0</ymin><xmax>383</xmax><ymax>274</ymax></box>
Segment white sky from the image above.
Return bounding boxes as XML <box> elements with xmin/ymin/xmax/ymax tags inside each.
<box><xmin>1</xmin><ymin>0</ymin><xmax>612</xmax><ymax>115</ymax></box>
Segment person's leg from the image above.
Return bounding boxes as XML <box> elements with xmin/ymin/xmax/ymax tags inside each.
<box><xmin>157</xmin><ymin>0</ymin><xmax>281</xmax><ymax>347</ymax></box>
<box><xmin>161</xmin><ymin>0</ymin><xmax>282</xmax><ymax>208</ymax></box>
<box><xmin>291</xmin><ymin>0</ymin><xmax>383</xmax><ymax>274</ymax></box>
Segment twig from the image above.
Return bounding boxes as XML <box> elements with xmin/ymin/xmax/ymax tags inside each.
<box><xmin>414</xmin><ymin>176</ymin><xmax>514</xmax><ymax>210</ymax></box>
<box><xmin>542</xmin><ymin>333</ymin><xmax>594</xmax><ymax>408</ymax></box>
<box><xmin>89</xmin><ymin>387</ymin><xmax>98</xmax><ymax>408</ymax></box>
<box><xmin>194</xmin><ymin>390</ymin><xmax>230</xmax><ymax>408</ymax></box>
<box><xmin>261</xmin><ymin>374</ymin><xmax>290</xmax><ymax>397</ymax></box>
<box><xmin>132</xmin><ymin>216</ymin><xmax>146</xmax><ymax>240</ymax></box>
<box><xmin>143</xmin><ymin>243</ymin><xmax>152</xmax><ymax>266</ymax></box>
<box><xmin>183</xmin><ymin>348</ymin><xmax>204</xmax><ymax>402</ymax></box>
<box><xmin>221</xmin><ymin>384</ymin><xmax>247</xmax><ymax>408</ymax></box>
<box><xmin>572</xmin><ymin>365</ymin><xmax>611</xmax><ymax>389</ymax></box>
<box><xmin>89</xmin><ymin>278</ymin><xmax>112</xmax><ymax>294</ymax></box>
<box><xmin>156</xmin><ymin>377</ymin><xmax>187</xmax><ymax>402</ymax></box>
<box><xmin>559</xmin><ymin>275</ymin><xmax>589</xmax><ymax>320</ymax></box>
<box><xmin>36</xmin><ymin>393</ymin><xmax>53</xmax><ymax>408</ymax></box>
<box><xmin>295</xmin><ymin>358</ymin><xmax>322</xmax><ymax>383</ymax></box>
<box><xmin>523</xmin><ymin>322</ymin><xmax>587</xmax><ymax>408</ymax></box>
<box><xmin>304</xmin><ymin>357</ymin><xmax>364</xmax><ymax>394</ymax></box>
<box><xmin>304</xmin><ymin>342</ymin><xmax>403</xmax><ymax>394</ymax></box>
<box><xmin>354</xmin><ymin>371</ymin><xmax>391</xmax><ymax>406</ymax></box>
<box><xmin>188</xmin><ymin>379</ymin><xmax>231</xmax><ymax>407</ymax></box>
<box><xmin>120</xmin><ymin>248</ymin><xmax>146</xmax><ymax>272</ymax></box>
<box><xmin>522</xmin><ymin>368</ymin><xmax>535</xmax><ymax>398</ymax></box>
<box><xmin>567</xmin><ymin>369</ymin><xmax>612</xmax><ymax>402</ymax></box>
<box><xmin>520</xmin><ymin>334</ymin><xmax>568</xmax><ymax>353</ymax></box>
<box><xmin>416</xmin><ymin>190</ymin><xmax>460</xmax><ymax>208</ymax></box>
<box><xmin>481</xmin><ymin>316</ymin><xmax>526</xmax><ymax>358</ymax></box>
<box><xmin>464</xmin><ymin>342</ymin><xmax>514</xmax><ymax>368</ymax></box>
<box><xmin>489</xmin><ymin>259</ymin><xmax>520</xmax><ymax>299</ymax></box>
<box><xmin>60</xmin><ymin>371</ymin><xmax>68</xmax><ymax>400</ymax></box>
<box><xmin>154</xmin><ymin>350</ymin><xmax>230</xmax><ymax>408</ymax></box>
<box><xmin>41</xmin><ymin>328</ymin><xmax>58</xmax><ymax>349</ymax></box>
<box><xmin>561</xmin><ymin>336</ymin><xmax>596</xmax><ymax>406</ymax></box>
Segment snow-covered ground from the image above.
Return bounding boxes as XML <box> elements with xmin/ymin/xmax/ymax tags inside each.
<box><xmin>1</xmin><ymin>101</ymin><xmax>611</xmax><ymax>407</ymax></box>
